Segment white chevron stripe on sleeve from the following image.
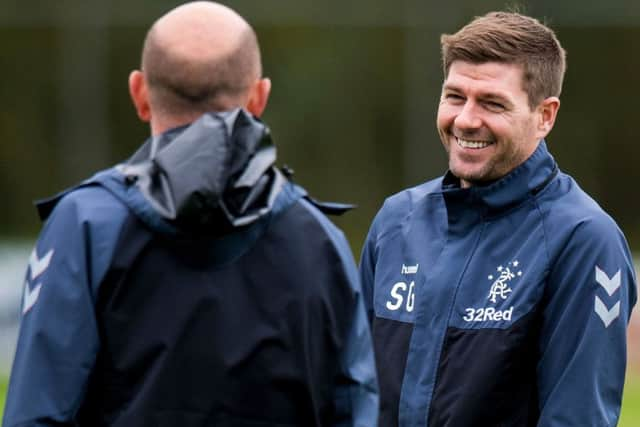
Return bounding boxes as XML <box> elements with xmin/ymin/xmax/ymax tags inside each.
<box><xmin>22</xmin><ymin>281</ymin><xmax>42</xmax><ymax>315</ymax></box>
<box><xmin>29</xmin><ymin>248</ymin><xmax>54</xmax><ymax>281</ymax></box>
<box><xmin>594</xmin><ymin>295</ymin><xmax>620</xmax><ymax>328</ymax></box>
<box><xmin>595</xmin><ymin>266</ymin><xmax>621</xmax><ymax>296</ymax></box>
<box><xmin>23</xmin><ymin>247</ymin><xmax>54</xmax><ymax>315</ymax></box>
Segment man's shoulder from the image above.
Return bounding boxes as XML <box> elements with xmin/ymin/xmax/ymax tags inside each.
<box><xmin>289</xmin><ymin>195</ymin><xmax>349</xmax><ymax>248</ymax></box>
<box><xmin>59</xmin><ymin>185</ymin><xmax>127</xmax><ymax>215</ymax></box>
<box><xmin>374</xmin><ymin>177</ymin><xmax>443</xmax><ymax>224</ymax></box>
<box><xmin>538</xmin><ymin>172</ymin><xmax>625</xmax><ymax>240</ymax></box>
<box><xmin>265</xmin><ymin>191</ymin><xmax>359</xmax><ymax>286</ymax></box>
<box><xmin>271</xmin><ymin>182</ymin><xmax>351</xmax><ymax>242</ymax></box>
<box><xmin>382</xmin><ymin>177</ymin><xmax>441</xmax><ymax>211</ymax></box>
<box><xmin>42</xmin><ymin>170</ymin><xmax>132</xmax><ymax>229</ymax></box>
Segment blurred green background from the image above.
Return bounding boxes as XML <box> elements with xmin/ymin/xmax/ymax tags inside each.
<box><xmin>3</xmin><ymin>0</ymin><xmax>640</xmax><ymax>250</ymax></box>
<box><xmin>1</xmin><ymin>0</ymin><xmax>640</xmax><ymax>422</ymax></box>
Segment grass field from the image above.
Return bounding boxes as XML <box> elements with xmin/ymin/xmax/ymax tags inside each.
<box><xmin>0</xmin><ymin>372</ymin><xmax>638</xmax><ymax>424</ymax></box>
<box><xmin>620</xmin><ymin>371</ymin><xmax>640</xmax><ymax>426</ymax></box>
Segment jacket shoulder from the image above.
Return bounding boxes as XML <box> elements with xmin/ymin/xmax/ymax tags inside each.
<box><xmin>28</xmin><ymin>180</ymin><xmax>135</xmax><ymax>303</ymax></box>
<box><xmin>370</xmin><ymin>177</ymin><xmax>442</xmax><ymax>238</ymax></box>
<box><xmin>536</xmin><ymin>172</ymin><xmax>634</xmax><ymax>296</ymax></box>
<box><xmin>537</xmin><ymin>173</ymin><xmax>625</xmax><ymax>238</ymax></box>
<box><xmin>44</xmin><ymin>182</ymin><xmax>130</xmax><ymax>229</ymax></box>
<box><xmin>275</xmin><ymin>195</ymin><xmax>359</xmax><ymax>284</ymax></box>
<box><xmin>37</xmin><ymin>168</ymin><xmax>128</xmax><ymax>221</ymax></box>
<box><xmin>383</xmin><ymin>178</ymin><xmax>442</xmax><ymax>211</ymax></box>
<box><xmin>295</xmin><ymin>196</ymin><xmax>353</xmax><ymax>258</ymax></box>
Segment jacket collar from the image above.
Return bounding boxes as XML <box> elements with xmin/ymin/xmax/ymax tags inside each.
<box><xmin>441</xmin><ymin>140</ymin><xmax>558</xmax><ymax>215</ymax></box>
<box><xmin>117</xmin><ymin>109</ymin><xmax>285</xmax><ymax>233</ymax></box>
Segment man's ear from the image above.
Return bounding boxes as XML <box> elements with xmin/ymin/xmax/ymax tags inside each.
<box><xmin>128</xmin><ymin>70</ymin><xmax>151</xmax><ymax>122</ymax></box>
<box><xmin>535</xmin><ymin>96</ymin><xmax>560</xmax><ymax>139</ymax></box>
<box><xmin>245</xmin><ymin>78</ymin><xmax>271</xmax><ymax>118</ymax></box>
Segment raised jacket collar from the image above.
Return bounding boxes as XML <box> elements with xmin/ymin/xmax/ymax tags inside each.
<box><xmin>441</xmin><ymin>141</ymin><xmax>558</xmax><ymax>216</ymax></box>
<box><xmin>118</xmin><ymin>109</ymin><xmax>285</xmax><ymax>233</ymax></box>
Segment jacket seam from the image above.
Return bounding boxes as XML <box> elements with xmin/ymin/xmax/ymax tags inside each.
<box><xmin>532</xmin><ymin>197</ymin><xmax>552</xmax><ymax>278</ymax></box>
<box><xmin>423</xmin><ymin>219</ymin><xmax>488</xmax><ymax>425</ymax></box>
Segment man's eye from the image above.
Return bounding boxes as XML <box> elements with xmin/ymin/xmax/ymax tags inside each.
<box><xmin>445</xmin><ymin>94</ymin><xmax>464</xmax><ymax>102</ymax></box>
<box><xmin>485</xmin><ymin>101</ymin><xmax>505</xmax><ymax>111</ymax></box>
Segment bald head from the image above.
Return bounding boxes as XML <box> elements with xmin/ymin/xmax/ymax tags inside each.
<box><xmin>141</xmin><ymin>1</ymin><xmax>262</xmax><ymax>119</ymax></box>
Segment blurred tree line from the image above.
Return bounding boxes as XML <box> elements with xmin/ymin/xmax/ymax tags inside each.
<box><xmin>1</xmin><ymin>0</ymin><xmax>640</xmax><ymax>256</ymax></box>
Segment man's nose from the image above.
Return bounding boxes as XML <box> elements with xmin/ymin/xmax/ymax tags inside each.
<box><xmin>454</xmin><ymin>101</ymin><xmax>482</xmax><ymax>130</ymax></box>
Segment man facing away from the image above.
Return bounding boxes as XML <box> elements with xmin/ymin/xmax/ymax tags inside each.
<box><xmin>3</xmin><ymin>2</ymin><xmax>378</xmax><ymax>426</ymax></box>
<box><xmin>360</xmin><ymin>11</ymin><xmax>637</xmax><ymax>427</ymax></box>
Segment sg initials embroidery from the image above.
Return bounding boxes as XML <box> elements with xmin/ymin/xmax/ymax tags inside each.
<box><xmin>386</xmin><ymin>263</ymin><xmax>419</xmax><ymax>313</ymax></box>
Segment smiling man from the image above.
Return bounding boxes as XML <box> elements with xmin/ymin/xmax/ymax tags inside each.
<box><xmin>360</xmin><ymin>11</ymin><xmax>637</xmax><ymax>426</ymax></box>
<box><xmin>439</xmin><ymin>59</ymin><xmax>557</xmax><ymax>187</ymax></box>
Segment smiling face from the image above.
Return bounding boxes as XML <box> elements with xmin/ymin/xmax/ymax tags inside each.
<box><xmin>437</xmin><ymin>61</ymin><xmax>556</xmax><ymax>188</ymax></box>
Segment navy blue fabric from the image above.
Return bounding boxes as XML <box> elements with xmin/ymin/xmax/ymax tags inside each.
<box><xmin>71</xmin><ymin>199</ymin><xmax>373</xmax><ymax>426</ymax></box>
<box><xmin>428</xmin><ymin>311</ymin><xmax>540</xmax><ymax>426</ymax></box>
<box><xmin>4</xmin><ymin>185</ymin><xmax>129</xmax><ymax>426</ymax></box>
<box><xmin>4</xmin><ymin>125</ymin><xmax>377</xmax><ymax>426</ymax></box>
<box><xmin>360</xmin><ymin>141</ymin><xmax>637</xmax><ymax>426</ymax></box>
<box><xmin>370</xmin><ymin>318</ymin><xmax>413</xmax><ymax>427</ymax></box>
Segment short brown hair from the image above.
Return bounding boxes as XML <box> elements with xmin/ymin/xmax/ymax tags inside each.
<box><xmin>441</xmin><ymin>11</ymin><xmax>566</xmax><ymax>109</ymax></box>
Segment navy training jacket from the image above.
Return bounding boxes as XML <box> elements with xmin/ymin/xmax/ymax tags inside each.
<box><xmin>360</xmin><ymin>141</ymin><xmax>636</xmax><ymax>426</ymax></box>
<box><xmin>3</xmin><ymin>111</ymin><xmax>378</xmax><ymax>427</ymax></box>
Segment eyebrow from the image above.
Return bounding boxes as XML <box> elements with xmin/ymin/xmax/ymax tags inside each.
<box><xmin>442</xmin><ymin>84</ymin><xmax>514</xmax><ymax>107</ymax></box>
<box><xmin>480</xmin><ymin>93</ymin><xmax>512</xmax><ymax>106</ymax></box>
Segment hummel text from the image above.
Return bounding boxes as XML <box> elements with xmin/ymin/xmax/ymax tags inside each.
<box><xmin>401</xmin><ymin>264</ymin><xmax>419</xmax><ymax>275</ymax></box>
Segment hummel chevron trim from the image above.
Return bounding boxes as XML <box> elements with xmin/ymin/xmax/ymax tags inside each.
<box><xmin>22</xmin><ymin>281</ymin><xmax>42</xmax><ymax>315</ymax></box>
<box><xmin>29</xmin><ymin>248</ymin><xmax>54</xmax><ymax>281</ymax></box>
<box><xmin>594</xmin><ymin>295</ymin><xmax>620</xmax><ymax>328</ymax></box>
<box><xmin>595</xmin><ymin>266</ymin><xmax>621</xmax><ymax>296</ymax></box>
<box><xmin>22</xmin><ymin>248</ymin><xmax>54</xmax><ymax>314</ymax></box>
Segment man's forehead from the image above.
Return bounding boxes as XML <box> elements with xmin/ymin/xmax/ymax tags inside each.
<box><xmin>443</xmin><ymin>61</ymin><xmax>527</xmax><ymax>98</ymax></box>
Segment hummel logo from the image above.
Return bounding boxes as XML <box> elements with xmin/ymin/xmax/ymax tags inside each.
<box><xmin>594</xmin><ymin>266</ymin><xmax>621</xmax><ymax>328</ymax></box>
<box><xmin>401</xmin><ymin>264</ymin><xmax>419</xmax><ymax>275</ymax></box>
<box><xmin>23</xmin><ymin>248</ymin><xmax>54</xmax><ymax>315</ymax></box>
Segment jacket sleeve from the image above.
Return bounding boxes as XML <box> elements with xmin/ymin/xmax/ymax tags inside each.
<box><xmin>297</xmin><ymin>198</ymin><xmax>379</xmax><ymax>427</ymax></box>
<box><xmin>536</xmin><ymin>218</ymin><xmax>637</xmax><ymax>426</ymax></box>
<box><xmin>359</xmin><ymin>210</ymin><xmax>384</xmax><ymax>325</ymax></box>
<box><xmin>2</xmin><ymin>188</ymin><xmax>126</xmax><ymax>427</ymax></box>
<box><xmin>332</xmin><ymin>228</ymin><xmax>379</xmax><ymax>427</ymax></box>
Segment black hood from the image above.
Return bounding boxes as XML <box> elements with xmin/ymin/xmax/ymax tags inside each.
<box><xmin>117</xmin><ymin>109</ymin><xmax>285</xmax><ymax>233</ymax></box>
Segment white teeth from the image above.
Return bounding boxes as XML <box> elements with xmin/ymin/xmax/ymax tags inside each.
<box><xmin>456</xmin><ymin>138</ymin><xmax>492</xmax><ymax>149</ymax></box>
